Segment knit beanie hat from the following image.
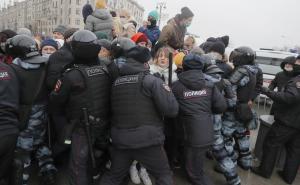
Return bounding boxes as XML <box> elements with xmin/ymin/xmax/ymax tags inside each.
<box><xmin>220</xmin><ymin>35</ymin><xmax>229</xmax><ymax>48</ymax></box>
<box><xmin>63</xmin><ymin>28</ymin><xmax>79</xmax><ymax>40</ymax></box>
<box><xmin>97</xmin><ymin>39</ymin><xmax>111</xmax><ymax>51</ymax></box>
<box><xmin>96</xmin><ymin>0</ymin><xmax>106</xmax><ymax>9</ymax></box>
<box><xmin>183</xmin><ymin>54</ymin><xmax>204</xmax><ymax>71</ymax></box>
<box><xmin>180</xmin><ymin>7</ymin><xmax>194</xmax><ymax>19</ymax></box>
<box><xmin>148</xmin><ymin>10</ymin><xmax>159</xmax><ymax>21</ymax></box>
<box><xmin>208</xmin><ymin>41</ymin><xmax>225</xmax><ymax>55</ymax></box>
<box><xmin>53</xmin><ymin>25</ymin><xmax>67</xmax><ymax>35</ymax></box>
<box><xmin>82</xmin><ymin>3</ymin><xmax>93</xmax><ymax>23</ymax></box>
<box><xmin>94</xmin><ymin>31</ymin><xmax>108</xmax><ymax>40</ymax></box>
<box><xmin>126</xmin><ymin>46</ymin><xmax>151</xmax><ymax>63</ymax></box>
<box><xmin>41</xmin><ymin>39</ymin><xmax>59</xmax><ymax>50</ymax></box>
<box><xmin>131</xmin><ymin>33</ymin><xmax>148</xmax><ymax>44</ymax></box>
<box><xmin>174</xmin><ymin>52</ymin><xmax>185</xmax><ymax>68</ymax></box>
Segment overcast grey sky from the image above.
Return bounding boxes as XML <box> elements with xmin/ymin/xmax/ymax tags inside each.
<box><xmin>137</xmin><ymin>0</ymin><xmax>300</xmax><ymax>49</ymax></box>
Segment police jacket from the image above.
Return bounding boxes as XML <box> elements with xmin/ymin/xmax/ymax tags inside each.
<box><xmin>110</xmin><ymin>58</ymin><xmax>179</xmax><ymax>149</ymax></box>
<box><xmin>0</xmin><ymin>62</ymin><xmax>19</xmax><ymax>137</ymax></box>
<box><xmin>172</xmin><ymin>70</ymin><xmax>227</xmax><ymax>147</ymax></box>
<box><xmin>46</xmin><ymin>43</ymin><xmax>74</xmax><ymax>91</ymax></box>
<box><xmin>50</xmin><ymin>62</ymin><xmax>111</xmax><ymax>124</ymax></box>
<box><xmin>266</xmin><ymin>75</ymin><xmax>300</xmax><ymax>130</ymax></box>
<box><xmin>229</xmin><ymin>65</ymin><xmax>257</xmax><ymax>103</ymax></box>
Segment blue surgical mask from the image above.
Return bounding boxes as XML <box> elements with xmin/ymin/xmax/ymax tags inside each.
<box><xmin>42</xmin><ymin>53</ymin><xmax>51</xmax><ymax>59</ymax></box>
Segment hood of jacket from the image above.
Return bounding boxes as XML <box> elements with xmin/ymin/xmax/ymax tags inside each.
<box><xmin>178</xmin><ymin>70</ymin><xmax>206</xmax><ymax>90</ymax></box>
<box><xmin>92</xmin><ymin>9</ymin><xmax>111</xmax><ymax>20</ymax></box>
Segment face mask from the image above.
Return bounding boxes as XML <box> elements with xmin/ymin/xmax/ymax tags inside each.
<box><xmin>42</xmin><ymin>53</ymin><xmax>51</xmax><ymax>58</ymax></box>
<box><xmin>284</xmin><ymin>66</ymin><xmax>293</xmax><ymax>72</ymax></box>
<box><xmin>293</xmin><ymin>64</ymin><xmax>300</xmax><ymax>75</ymax></box>
<box><xmin>120</xmin><ymin>18</ymin><xmax>127</xmax><ymax>24</ymax></box>
<box><xmin>185</xmin><ymin>22</ymin><xmax>192</xmax><ymax>28</ymax></box>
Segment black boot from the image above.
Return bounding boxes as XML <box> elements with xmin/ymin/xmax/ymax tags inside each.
<box><xmin>250</xmin><ymin>167</ymin><xmax>271</xmax><ymax>179</ymax></box>
<box><xmin>10</xmin><ymin>158</ymin><xmax>24</xmax><ymax>185</ymax></box>
<box><xmin>40</xmin><ymin>170</ymin><xmax>57</xmax><ymax>185</ymax></box>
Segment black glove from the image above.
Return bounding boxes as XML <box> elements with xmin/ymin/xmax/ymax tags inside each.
<box><xmin>260</xmin><ymin>87</ymin><xmax>270</xmax><ymax>95</ymax></box>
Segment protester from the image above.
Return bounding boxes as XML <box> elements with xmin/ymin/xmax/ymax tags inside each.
<box><xmin>84</xmin><ymin>0</ymin><xmax>113</xmax><ymax>40</ymax></box>
<box><xmin>184</xmin><ymin>35</ymin><xmax>196</xmax><ymax>51</ymax></box>
<box><xmin>158</xmin><ymin>7</ymin><xmax>194</xmax><ymax>50</ymax></box>
<box><xmin>40</xmin><ymin>39</ymin><xmax>59</xmax><ymax>58</ymax></box>
<box><xmin>110</xmin><ymin>11</ymin><xmax>123</xmax><ymax>38</ymax></box>
<box><xmin>131</xmin><ymin>32</ymin><xmax>149</xmax><ymax>47</ymax></box>
<box><xmin>53</xmin><ymin>25</ymin><xmax>67</xmax><ymax>40</ymax></box>
<box><xmin>82</xmin><ymin>2</ymin><xmax>93</xmax><ymax>24</ymax></box>
<box><xmin>138</xmin><ymin>10</ymin><xmax>161</xmax><ymax>46</ymax></box>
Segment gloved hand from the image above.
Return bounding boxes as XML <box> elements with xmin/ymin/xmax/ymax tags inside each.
<box><xmin>260</xmin><ymin>86</ymin><xmax>270</xmax><ymax>95</ymax></box>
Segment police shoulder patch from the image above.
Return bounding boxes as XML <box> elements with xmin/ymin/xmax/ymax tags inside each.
<box><xmin>54</xmin><ymin>79</ymin><xmax>62</xmax><ymax>92</ymax></box>
<box><xmin>162</xmin><ymin>83</ymin><xmax>171</xmax><ymax>92</ymax></box>
<box><xmin>0</xmin><ymin>68</ymin><xmax>11</xmax><ymax>80</ymax></box>
<box><xmin>296</xmin><ymin>82</ymin><xmax>300</xmax><ymax>89</ymax></box>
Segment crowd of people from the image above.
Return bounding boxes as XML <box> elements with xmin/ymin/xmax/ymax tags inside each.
<box><xmin>0</xmin><ymin>0</ymin><xmax>300</xmax><ymax>185</ymax></box>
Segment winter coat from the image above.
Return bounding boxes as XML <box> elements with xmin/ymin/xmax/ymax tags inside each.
<box><xmin>84</xmin><ymin>8</ymin><xmax>113</xmax><ymax>40</ymax></box>
<box><xmin>138</xmin><ymin>25</ymin><xmax>161</xmax><ymax>46</ymax></box>
<box><xmin>46</xmin><ymin>43</ymin><xmax>74</xmax><ymax>90</ymax></box>
<box><xmin>150</xmin><ymin>63</ymin><xmax>178</xmax><ymax>85</ymax></box>
<box><xmin>110</xmin><ymin>58</ymin><xmax>179</xmax><ymax>149</ymax></box>
<box><xmin>266</xmin><ymin>74</ymin><xmax>300</xmax><ymax>130</ymax></box>
<box><xmin>172</xmin><ymin>70</ymin><xmax>227</xmax><ymax>147</ymax></box>
<box><xmin>158</xmin><ymin>15</ymin><xmax>186</xmax><ymax>50</ymax></box>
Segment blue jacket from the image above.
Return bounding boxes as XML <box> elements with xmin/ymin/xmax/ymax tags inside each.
<box><xmin>138</xmin><ymin>26</ymin><xmax>161</xmax><ymax>46</ymax></box>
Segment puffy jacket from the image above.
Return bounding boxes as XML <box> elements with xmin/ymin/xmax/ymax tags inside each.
<box><xmin>172</xmin><ymin>70</ymin><xmax>227</xmax><ymax>147</ymax></box>
<box><xmin>158</xmin><ymin>15</ymin><xmax>186</xmax><ymax>50</ymax></box>
<box><xmin>138</xmin><ymin>25</ymin><xmax>161</xmax><ymax>46</ymax></box>
<box><xmin>84</xmin><ymin>9</ymin><xmax>113</xmax><ymax>40</ymax></box>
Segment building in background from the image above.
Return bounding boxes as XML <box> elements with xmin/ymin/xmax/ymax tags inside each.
<box><xmin>0</xmin><ymin>0</ymin><xmax>144</xmax><ymax>36</ymax></box>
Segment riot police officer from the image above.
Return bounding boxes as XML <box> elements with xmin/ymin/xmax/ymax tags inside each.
<box><xmin>0</xmin><ymin>61</ymin><xmax>19</xmax><ymax>185</ymax></box>
<box><xmin>50</xmin><ymin>30</ymin><xmax>112</xmax><ymax>185</ymax></box>
<box><xmin>100</xmin><ymin>45</ymin><xmax>179</xmax><ymax>185</ymax></box>
<box><xmin>222</xmin><ymin>46</ymin><xmax>258</xmax><ymax>170</ymax></box>
<box><xmin>5</xmin><ymin>35</ymin><xmax>57</xmax><ymax>185</ymax></box>
<box><xmin>172</xmin><ymin>54</ymin><xmax>227</xmax><ymax>185</ymax></box>
<box><xmin>251</xmin><ymin>55</ymin><xmax>300</xmax><ymax>184</ymax></box>
<box><xmin>201</xmin><ymin>55</ymin><xmax>241</xmax><ymax>185</ymax></box>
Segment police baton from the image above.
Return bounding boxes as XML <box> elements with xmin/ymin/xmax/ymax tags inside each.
<box><xmin>82</xmin><ymin>108</ymin><xmax>97</xmax><ymax>182</ymax></box>
<box><xmin>168</xmin><ymin>52</ymin><xmax>173</xmax><ymax>87</ymax></box>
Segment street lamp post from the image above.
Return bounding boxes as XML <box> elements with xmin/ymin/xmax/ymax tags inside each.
<box><xmin>156</xmin><ymin>1</ymin><xmax>166</xmax><ymax>27</ymax></box>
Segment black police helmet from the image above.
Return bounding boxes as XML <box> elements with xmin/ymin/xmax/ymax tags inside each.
<box><xmin>230</xmin><ymin>46</ymin><xmax>255</xmax><ymax>67</ymax></box>
<box><xmin>5</xmin><ymin>35</ymin><xmax>40</xmax><ymax>60</ymax></box>
<box><xmin>71</xmin><ymin>30</ymin><xmax>100</xmax><ymax>60</ymax></box>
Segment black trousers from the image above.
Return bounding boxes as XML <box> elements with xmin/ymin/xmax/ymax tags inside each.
<box><xmin>0</xmin><ymin>134</ymin><xmax>18</xmax><ymax>182</ymax></box>
<box><xmin>260</xmin><ymin>121</ymin><xmax>300</xmax><ymax>184</ymax></box>
<box><xmin>100</xmin><ymin>145</ymin><xmax>173</xmax><ymax>185</ymax></box>
<box><xmin>185</xmin><ymin>146</ymin><xmax>214</xmax><ymax>185</ymax></box>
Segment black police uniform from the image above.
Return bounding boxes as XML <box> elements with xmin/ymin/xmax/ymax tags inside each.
<box><xmin>50</xmin><ymin>30</ymin><xmax>112</xmax><ymax>185</ymax></box>
<box><xmin>252</xmin><ymin>73</ymin><xmax>300</xmax><ymax>184</ymax></box>
<box><xmin>100</xmin><ymin>46</ymin><xmax>179</xmax><ymax>185</ymax></box>
<box><xmin>0</xmin><ymin>62</ymin><xmax>19</xmax><ymax>184</ymax></box>
<box><xmin>172</xmin><ymin>55</ymin><xmax>227</xmax><ymax>185</ymax></box>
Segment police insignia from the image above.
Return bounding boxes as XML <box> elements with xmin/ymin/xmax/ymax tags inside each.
<box><xmin>0</xmin><ymin>70</ymin><xmax>10</xmax><ymax>80</ymax></box>
<box><xmin>162</xmin><ymin>83</ymin><xmax>171</xmax><ymax>92</ymax></box>
<box><xmin>54</xmin><ymin>80</ymin><xmax>62</xmax><ymax>92</ymax></box>
<box><xmin>296</xmin><ymin>82</ymin><xmax>300</xmax><ymax>89</ymax></box>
